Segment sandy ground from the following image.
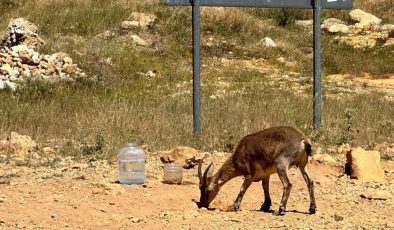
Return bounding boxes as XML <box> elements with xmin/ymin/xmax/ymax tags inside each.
<box><xmin>0</xmin><ymin>152</ymin><xmax>393</xmax><ymax>230</ymax></box>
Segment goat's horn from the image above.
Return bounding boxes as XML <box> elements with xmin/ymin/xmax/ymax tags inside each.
<box><xmin>197</xmin><ymin>155</ymin><xmax>208</xmax><ymax>182</ymax></box>
<box><xmin>198</xmin><ymin>159</ymin><xmax>203</xmax><ymax>182</ymax></box>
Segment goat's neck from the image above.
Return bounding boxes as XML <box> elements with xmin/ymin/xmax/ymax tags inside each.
<box><xmin>212</xmin><ymin>157</ymin><xmax>240</xmax><ymax>187</ymax></box>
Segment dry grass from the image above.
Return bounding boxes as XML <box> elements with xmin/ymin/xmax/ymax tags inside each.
<box><xmin>0</xmin><ymin>0</ymin><xmax>393</xmax><ymax>160</ymax></box>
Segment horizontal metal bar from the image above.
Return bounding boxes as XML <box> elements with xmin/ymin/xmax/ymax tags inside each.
<box><xmin>164</xmin><ymin>0</ymin><xmax>352</xmax><ymax>9</ymax></box>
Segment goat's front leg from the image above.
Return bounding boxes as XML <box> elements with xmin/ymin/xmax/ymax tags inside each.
<box><xmin>275</xmin><ymin>163</ymin><xmax>292</xmax><ymax>215</ymax></box>
<box><xmin>260</xmin><ymin>176</ymin><xmax>271</xmax><ymax>212</ymax></box>
<box><xmin>300</xmin><ymin>164</ymin><xmax>316</xmax><ymax>214</ymax></box>
<box><xmin>227</xmin><ymin>175</ymin><xmax>253</xmax><ymax>212</ymax></box>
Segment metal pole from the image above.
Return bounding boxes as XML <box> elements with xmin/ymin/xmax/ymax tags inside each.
<box><xmin>192</xmin><ymin>0</ymin><xmax>201</xmax><ymax>135</ymax></box>
<box><xmin>313</xmin><ymin>0</ymin><xmax>321</xmax><ymax>129</ymax></box>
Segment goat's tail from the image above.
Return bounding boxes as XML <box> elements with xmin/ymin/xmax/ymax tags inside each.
<box><xmin>303</xmin><ymin>140</ymin><xmax>313</xmax><ymax>156</ymax></box>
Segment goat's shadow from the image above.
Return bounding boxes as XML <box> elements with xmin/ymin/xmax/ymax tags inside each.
<box><xmin>286</xmin><ymin>209</ymin><xmax>310</xmax><ymax>215</ymax></box>
<box><xmin>252</xmin><ymin>209</ymin><xmax>310</xmax><ymax>215</ymax></box>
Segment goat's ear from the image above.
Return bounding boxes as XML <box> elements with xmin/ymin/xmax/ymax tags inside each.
<box><xmin>203</xmin><ymin>162</ymin><xmax>214</xmax><ymax>181</ymax></box>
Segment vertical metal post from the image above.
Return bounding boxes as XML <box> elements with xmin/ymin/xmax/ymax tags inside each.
<box><xmin>192</xmin><ymin>0</ymin><xmax>201</xmax><ymax>135</ymax></box>
<box><xmin>313</xmin><ymin>0</ymin><xmax>321</xmax><ymax>129</ymax></box>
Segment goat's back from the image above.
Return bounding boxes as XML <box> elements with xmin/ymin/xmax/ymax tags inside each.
<box><xmin>231</xmin><ymin>126</ymin><xmax>311</xmax><ymax>176</ymax></box>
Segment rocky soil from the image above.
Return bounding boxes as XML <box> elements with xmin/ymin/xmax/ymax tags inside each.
<box><xmin>0</xmin><ymin>151</ymin><xmax>393</xmax><ymax>229</ymax></box>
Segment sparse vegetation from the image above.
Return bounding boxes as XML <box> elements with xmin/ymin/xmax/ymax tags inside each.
<box><xmin>336</xmin><ymin>108</ymin><xmax>355</xmax><ymax>145</ymax></box>
<box><xmin>0</xmin><ymin>0</ymin><xmax>393</xmax><ymax>161</ymax></box>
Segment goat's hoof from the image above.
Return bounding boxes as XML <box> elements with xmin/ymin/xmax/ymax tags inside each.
<box><xmin>309</xmin><ymin>207</ymin><xmax>316</xmax><ymax>214</ymax></box>
<box><xmin>226</xmin><ymin>205</ymin><xmax>239</xmax><ymax>212</ymax></box>
<box><xmin>259</xmin><ymin>204</ymin><xmax>271</xmax><ymax>212</ymax></box>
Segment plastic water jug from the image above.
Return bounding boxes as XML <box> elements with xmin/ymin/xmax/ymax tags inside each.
<box><xmin>162</xmin><ymin>163</ymin><xmax>183</xmax><ymax>184</ymax></box>
<box><xmin>118</xmin><ymin>143</ymin><xmax>145</xmax><ymax>184</ymax></box>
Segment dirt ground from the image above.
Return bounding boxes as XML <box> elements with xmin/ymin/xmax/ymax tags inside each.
<box><xmin>0</xmin><ymin>152</ymin><xmax>393</xmax><ymax>230</ymax></box>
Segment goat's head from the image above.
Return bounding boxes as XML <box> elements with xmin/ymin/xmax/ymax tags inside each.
<box><xmin>196</xmin><ymin>160</ymin><xmax>219</xmax><ymax>209</ymax></box>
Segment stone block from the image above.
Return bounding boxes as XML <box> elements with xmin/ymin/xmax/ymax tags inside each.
<box><xmin>346</xmin><ymin>147</ymin><xmax>385</xmax><ymax>182</ymax></box>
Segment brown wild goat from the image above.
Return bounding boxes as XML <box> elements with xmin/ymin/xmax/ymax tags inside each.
<box><xmin>196</xmin><ymin>126</ymin><xmax>316</xmax><ymax>215</ymax></box>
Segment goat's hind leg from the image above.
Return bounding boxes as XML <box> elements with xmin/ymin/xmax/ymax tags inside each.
<box><xmin>227</xmin><ymin>175</ymin><xmax>253</xmax><ymax>212</ymax></box>
<box><xmin>275</xmin><ymin>162</ymin><xmax>292</xmax><ymax>215</ymax></box>
<box><xmin>300</xmin><ymin>164</ymin><xmax>316</xmax><ymax>214</ymax></box>
<box><xmin>259</xmin><ymin>176</ymin><xmax>272</xmax><ymax>212</ymax></box>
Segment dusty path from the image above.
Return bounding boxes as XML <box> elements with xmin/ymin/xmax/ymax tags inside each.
<box><xmin>0</xmin><ymin>153</ymin><xmax>393</xmax><ymax>229</ymax></box>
